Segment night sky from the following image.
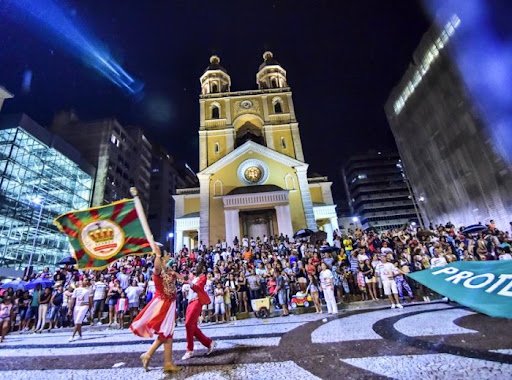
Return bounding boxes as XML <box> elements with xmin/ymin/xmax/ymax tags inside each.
<box><xmin>0</xmin><ymin>0</ymin><xmax>431</xmax><ymax>199</ymax></box>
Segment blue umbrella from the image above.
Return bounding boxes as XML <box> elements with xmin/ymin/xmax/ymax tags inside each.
<box><xmin>462</xmin><ymin>224</ymin><xmax>488</xmax><ymax>235</ymax></box>
<box><xmin>57</xmin><ymin>256</ymin><xmax>77</xmax><ymax>265</ymax></box>
<box><xmin>0</xmin><ymin>280</ymin><xmax>27</xmax><ymax>291</ymax></box>
<box><xmin>293</xmin><ymin>229</ymin><xmax>314</xmax><ymax>239</ymax></box>
<box><xmin>26</xmin><ymin>278</ymin><xmax>54</xmax><ymax>290</ymax></box>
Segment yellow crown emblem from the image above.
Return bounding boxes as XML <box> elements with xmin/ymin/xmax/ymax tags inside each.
<box><xmin>88</xmin><ymin>226</ymin><xmax>114</xmax><ymax>243</ymax></box>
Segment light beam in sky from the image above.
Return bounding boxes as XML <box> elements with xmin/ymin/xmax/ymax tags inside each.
<box><xmin>3</xmin><ymin>0</ymin><xmax>143</xmax><ymax>96</ymax></box>
<box><xmin>423</xmin><ymin>0</ymin><xmax>512</xmax><ymax>165</ymax></box>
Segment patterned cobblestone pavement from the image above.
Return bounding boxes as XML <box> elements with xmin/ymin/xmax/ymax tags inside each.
<box><xmin>1</xmin><ymin>302</ymin><xmax>511</xmax><ymax>379</ymax></box>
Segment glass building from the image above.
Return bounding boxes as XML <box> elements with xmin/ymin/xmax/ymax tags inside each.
<box><xmin>0</xmin><ymin>114</ymin><xmax>94</xmax><ymax>271</ymax></box>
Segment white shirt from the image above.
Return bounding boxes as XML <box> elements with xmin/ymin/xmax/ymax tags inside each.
<box><xmin>182</xmin><ymin>283</ymin><xmax>190</xmax><ymax>297</ymax></box>
<box><xmin>431</xmin><ymin>256</ymin><xmax>448</xmax><ymax>268</ymax></box>
<box><xmin>373</xmin><ymin>261</ymin><xmax>384</xmax><ymax>276</ymax></box>
<box><xmin>379</xmin><ymin>263</ymin><xmax>396</xmax><ymax>281</ymax></box>
<box><xmin>499</xmin><ymin>253</ymin><xmax>512</xmax><ymax>260</ymax></box>
<box><xmin>93</xmin><ymin>281</ymin><xmax>107</xmax><ymax>301</ymax></box>
<box><xmin>187</xmin><ymin>277</ymin><xmax>199</xmax><ymax>302</ymax></box>
<box><xmin>72</xmin><ymin>287</ymin><xmax>91</xmax><ymax>306</ymax></box>
<box><xmin>381</xmin><ymin>247</ymin><xmax>393</xmax><ymax>256</ymax></box>
<box><xmin>125</xmin><ymin>286</ymin><xmax>142</xmax><ymax>303</ymax></box>
<box><xmin>319</xmin><ymin>269</ymin><xmax>333</xmax><ymax>289</ymax></box>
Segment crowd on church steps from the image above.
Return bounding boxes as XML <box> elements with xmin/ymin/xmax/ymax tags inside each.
<box><xmin>1</xmin><ymin>220</ymin><xmax>511</xmax><ymax>342</ymax></box>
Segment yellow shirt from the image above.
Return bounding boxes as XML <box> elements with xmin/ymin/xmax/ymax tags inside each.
<box><xmin>343</xmin><ymin>239</ymin><xmax>353</xmax><ymax>251</ymax></box>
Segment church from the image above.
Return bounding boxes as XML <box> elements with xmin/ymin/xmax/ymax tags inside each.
<box><xmin>172</xmin><ymin>52</ymin><xmax>338</xmax><ymax>251</ymax></box>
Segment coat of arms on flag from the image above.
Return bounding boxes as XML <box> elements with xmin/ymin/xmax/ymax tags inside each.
<box><xmin>54</xmin><ymin>198</ymin><xmax>153</xmax><ymax>270</ymax></box>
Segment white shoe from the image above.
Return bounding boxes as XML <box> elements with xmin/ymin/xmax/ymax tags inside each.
<box><xmin>68</xmin><ymin>337</ymin><xmax>75</xmax><ymax>342</ymax></box>
<box><xmin>181</xmin><ymin>351</ymin><xmax>193</xmax><ymax>360</ymax></box>
<box><xmin>75</xmin><ymin>336</ymin><xmax>82</xmax><ymax>341</ymax></box>
<box><xmin>207</xmin><ymin>341</ymin><xmax>216</xmax><ymax>356</ymax></box>
<box><xmin>391</xmin><ymin>304</ymin><xmax>396</xmax><ymax>309</ymax></box>
<box><xmin>396</xmin><ymin>303</ymin><xmax>404</xmax><ymax>309</ymax></box>
<box><xmin>97</xmin><ymin>322</ymin><xmax>103</xmax><ymax>326</ymax></box>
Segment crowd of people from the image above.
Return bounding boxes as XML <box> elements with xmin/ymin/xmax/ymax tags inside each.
<box><xmin>0</xmin><ymin>220</ymin><xmax>511</xmax><ymax>343</ymax></box>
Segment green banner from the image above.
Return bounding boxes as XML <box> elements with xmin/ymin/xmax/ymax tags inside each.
<box><xmin>407</xmin><ymin>261</ymin><xmax>512</xmax><ymax>319</ymax></box>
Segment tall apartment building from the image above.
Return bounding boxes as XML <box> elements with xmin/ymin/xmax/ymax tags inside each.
<box><xmin>147</xmin><ymin>144</ymin><xmax>198</xmax><ymax>247</ymax></box>
<box><xmin>51</xmin><ymin>111</ymin><xmax>152</xmax><ymax>212</ymax></box>
<box><xmin>0</xmin><ymin>111</ymin><xmax>93</xmax><ymax>270</ymax></box>
<box><xmin>342</xmin><ymin>151</ymin><xmax>419</xmax><ymax>231</ymax></box>
<box><xmin>384</xmin><ymin>14</ymin><xmax>512</xmax><ymax>228</ymax></box>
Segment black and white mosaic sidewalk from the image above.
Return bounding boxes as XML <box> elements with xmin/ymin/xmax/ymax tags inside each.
<box><xmin>1</xmin><ymin>303</ymin><xmax>511</xmax><ymax>379</ymax></box>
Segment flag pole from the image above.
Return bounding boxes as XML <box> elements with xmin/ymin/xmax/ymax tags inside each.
<box><xmin>130</xmin><ymin>187</ymin><xmax>156</xmax><ymax>251</ymax></box>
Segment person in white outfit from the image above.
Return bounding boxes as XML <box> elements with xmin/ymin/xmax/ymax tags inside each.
<box><xmin>319</xmin><ymin>262</ymin><xmax>338</xmax><ymax>314</ymax></box>
<box><xmin>379</xmin><ymin>255</ymin><xmax>403</xmax><ymax>309</ymax></box>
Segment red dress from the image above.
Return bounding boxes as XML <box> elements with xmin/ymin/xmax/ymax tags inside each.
<box><xmin>130</xmin><ymin>273</ymin><xmax>176</xmax><ymax>340</ymax></box>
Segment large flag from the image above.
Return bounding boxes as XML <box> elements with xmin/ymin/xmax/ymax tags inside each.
<box><xmin>407</xmin><ymin>261</ymin><xmax>512</xmax><ymax>319</ymax></box>
<box><xmin>54</xmin><ymin>199</ymin><xmax>153</xmax><ymax>270</ymax></box>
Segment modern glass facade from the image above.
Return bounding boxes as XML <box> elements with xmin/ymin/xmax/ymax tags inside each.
<box><xmin>0</xmin><ymin>115</ymin><xmax>93</xmax><ymax>271</ymax></box>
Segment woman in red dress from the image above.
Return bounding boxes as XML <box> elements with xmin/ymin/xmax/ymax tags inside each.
<box><xmin>130</xmin><ymin>245</ymin><xmax>179</xmax><ymax>372</ymax></box>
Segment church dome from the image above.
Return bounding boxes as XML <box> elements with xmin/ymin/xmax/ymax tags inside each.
<box><xmin>258</xmin><ymin>51</ymin><xmax>281</xmax><ymax>70</ymax></box>
<box><xmin>205</xmin><ymin>55</ymin><xmax>228</xmax><ymax>73</ymax></box>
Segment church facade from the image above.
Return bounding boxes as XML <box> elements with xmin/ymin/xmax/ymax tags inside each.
<box><xmin>172</xmin><ymin>52</ymin><xmax>338</xmax><ymax>250</ymax></box>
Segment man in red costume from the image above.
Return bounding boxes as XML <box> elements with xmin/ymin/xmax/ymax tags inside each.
<box><xmin>181</xmin><ymin>260</ymin><xmax>216</xmax><ymax>360</ymax></box>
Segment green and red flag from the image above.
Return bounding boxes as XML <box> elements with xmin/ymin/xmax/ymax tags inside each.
<box><xmin>54</xmin><ymin>199</ymin><xmax>153</xmax><ymax>270</ymax></box>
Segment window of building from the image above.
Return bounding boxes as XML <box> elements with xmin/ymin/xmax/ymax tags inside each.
<box><xmin>211</xmin><ymin>105</ymin><xmax>220</xmax><ymax>119</ymax></box>
<box><xmin>284</xmin><ymin>174</ymin><xmax>295</xmax><ymax>190</ymax></box>
<box><xmin>212</xmin><ymin>83</ymin><xmax>219</xmax><ymax>93</ymax></box>
<box><xmin>273</xmin><ymin>97</ymin><xmax>283</xmax><ymax>113</ymax></box>
<box><xmin>214</xmin><ymin>142</ymin><xmax>220</xmax><ymax>154</ymax></box>
<box><xmin>271</xmin><ymin>78</ymin><xmax>278</xmax><ymax>88</ymax></box>
<box><xmin>213</xmin><ymin>180</ymin><xmax>223</xmax><ymax>196</ymax></box>
<box><xmin>281</xmin><ymin>137</ymin><xmax>286</xmax><ymax>149</ymax></box>
<box><xmin>110</xmin><ymin>134</ymin><xmax>120</xmax><ymax>148</ymax></box>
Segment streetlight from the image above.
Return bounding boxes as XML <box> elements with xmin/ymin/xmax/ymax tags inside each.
<box><xmin>27</xmin><ymin>195</ymin><xmax>45</xmax><ymax>272</ymax></box>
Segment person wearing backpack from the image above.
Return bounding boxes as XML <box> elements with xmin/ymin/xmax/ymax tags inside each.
<box><xmin>50</xmin><ymin>285</ymin><xmax>64</xmax><ymax>330</ymax></box>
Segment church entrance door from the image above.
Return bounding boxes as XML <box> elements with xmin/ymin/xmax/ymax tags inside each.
<box><xmin>239</xmin><ymin>209</ymin><xmax>276</xmax><ymax>240</ymax></box>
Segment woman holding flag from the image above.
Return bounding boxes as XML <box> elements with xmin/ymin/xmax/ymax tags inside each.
<box><xmin>130</xmin><ymin>244</ymin><xmax>180</xmax><ymax>373</ymax></box>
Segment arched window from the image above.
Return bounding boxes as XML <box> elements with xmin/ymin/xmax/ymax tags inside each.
<box><xmin>211</xmin><ymin>105</ymin><xmax>220</xmax><ymax>119</ymax></box>
<box><xmin>281</xmin><ymin>137</ymin><xmax>287</xmax><ymax>149</ymax></box>
<box><xmin>213</xmin><ymin>180</ymin><xmax>223</xmax><ymax>196</ymax></box>
<box><xmin>273</xmin><ymin>98</ymin><xmax>283</xmax><ymax>113</ymax></box>
<box><xmin>214</xmin><ymin>142</ymin><xmax>220</xmax><ymax>154</ymax></box>
<box><xmin>271</xmin><ymin>78</ymin><xmax>278</xmax><ymax>88</ymax></box>
<box><xmin>212</xmin><ymin>83</ymin><xmax>219</xmax><ymax>93</ymax></box>
<box><xmin>284</xmin><ymin>174</ymin><xmax>295</xmax><ymax>190</ymax></box>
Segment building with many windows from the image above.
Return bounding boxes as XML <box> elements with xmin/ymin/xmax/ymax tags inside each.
<box><xmin>173</xmin><ymin>52</ymin><xmax>338</xmax><ymax>250</ymax></box>
<box><xmin>148</xmin><ymin>143</ymin><xmax>198</xmax><ymax>249</ymax></box>
<box><xmin>0</xmin><ymin>112</ymin><xmax>93</xmax><ymax>270</ymax></box>
<box><xmin>385</xmin><ymin>14</ymin><xmax>512</xmax><ymax>228</ymax></box>
<box><xmin>51</xmin><ymin>111</ymin><xmax>152</xmax><ymax>212</ymax></box>
<box><xmin>342</xmin><ymin>151</ymin><xmax>419</xmax><ymax>231</ymax></box>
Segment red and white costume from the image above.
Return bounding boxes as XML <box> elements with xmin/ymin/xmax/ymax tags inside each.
<box><xmin>130</xmin><ymin>273</ymin><xmax>176</xmax><ymax>340</ymax></box>
<box><xmin>185</xmin><ymin>273</ymin><xmax>212</xmax><ymax>351</ymax></box>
